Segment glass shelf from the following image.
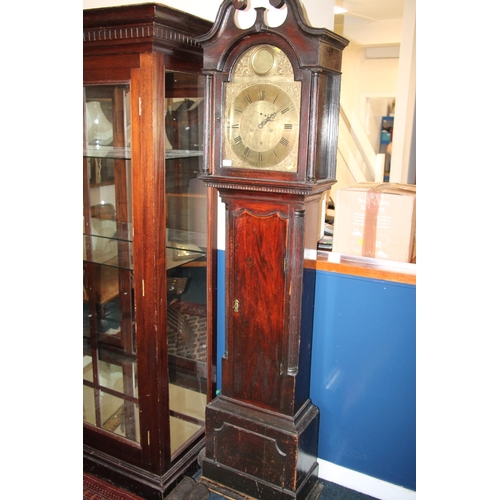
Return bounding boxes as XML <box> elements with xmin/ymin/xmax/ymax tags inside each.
<box><xmin>84</xmin><ymin>146</ymin><xmax>203</xmax><ymax>161</ymax></box>
<box><xmin>83</xmin><ymin>227</ymin><xmax>206</xmax><ymax>270</ymax></box>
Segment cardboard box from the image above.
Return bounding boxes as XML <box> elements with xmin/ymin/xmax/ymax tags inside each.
<box><xmin>332</xmin><ymin>183</ymin><xmax>416</xmax><ymax>263</ymax></box>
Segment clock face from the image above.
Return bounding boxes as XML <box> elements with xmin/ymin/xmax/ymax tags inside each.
<box><xmin>223</xmin><ymin>45</ymin><xmax>301</xmax><ymax>172</ymax></box>
<box><xmin>226</xmin><ymin>83</ymin><xmax>299</xmax><ymax>169</ymax></box>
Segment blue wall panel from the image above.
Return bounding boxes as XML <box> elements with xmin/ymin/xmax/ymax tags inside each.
<box><xmin>310</xmin><ymin>270</ymin><xmax>416</xmax><ymax>491</ymax></box>
<box><xmin>216</xmin><ymin>250</ymin><xmax>226</xmax><ymax>392</ymax></box>
<box><xmin>216</xmin><ymin>251</ymin><xmax>416</xmax><ymax>490</ymax></box>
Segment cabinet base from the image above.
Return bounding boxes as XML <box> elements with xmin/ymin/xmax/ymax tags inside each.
<box><xmin>201</xmin><ymin>396</ymin><xmax>321</xmax><ymax>500</ymax></box>
<box><xmin>198</xmin><ymin>473</ymin><xmax>323</xmax><ymax>500</ymax></box>
<box><xmin>83</xmin><ymin>439</ymin><xmax>203</xmax><ymax>500</ymax></box>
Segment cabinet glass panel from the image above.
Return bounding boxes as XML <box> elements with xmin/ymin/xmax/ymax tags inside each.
<box><xmin>83</xmin><ymin>84</ymin><xmax>139</xmax><ymax>443</ymax></box>
<box><xmin>165</xmin><ymin>71</ymin><xmax>207</xmax><ymax>456</ymax></box>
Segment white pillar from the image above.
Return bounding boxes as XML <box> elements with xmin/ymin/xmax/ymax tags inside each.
<box><xmin>389</xmin><ymin>0</ymin><xmax>416</xmax><ymax>184</ymax></box>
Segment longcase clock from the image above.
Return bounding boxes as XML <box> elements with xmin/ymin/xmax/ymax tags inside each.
<box><xmin>195</xmin><ymin>1</ymin><xmax>348</xmax><ymax>499</ymax></box>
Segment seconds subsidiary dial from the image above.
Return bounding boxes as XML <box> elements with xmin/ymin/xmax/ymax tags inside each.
<box><xmin>223</xmin><ymin>45</ymin><xmax>301</xmax><ymax>172</ymax></box>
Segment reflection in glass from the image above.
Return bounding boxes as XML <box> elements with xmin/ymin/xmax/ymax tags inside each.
<box><xmin>83</xmin><ymin>84</ymin><xmax>139</xmax><ymax>443</ymax></box>
<box><xmin>165</xmin><ymin>72</ymin><xmax>208</xmax><ymax>456</ymax></box>
<box><xmin>86</xmin><ymin>101</ymin><xmax>114</xmax><ymax>146</ymax></box>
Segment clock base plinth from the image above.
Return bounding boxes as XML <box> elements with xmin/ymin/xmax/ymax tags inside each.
<box><xmin>200</xmin><ymin>395</ymin><xmax>321</xmax><ymax>500</ymax></box>
<box><xmin>198</xmin><ymin>475</ymin><xmax>323</xmax><ymax>500</ymax></box>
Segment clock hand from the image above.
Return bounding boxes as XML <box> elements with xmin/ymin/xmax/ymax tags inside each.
<box><xmin>258</xmin><ymin>115</ymin><xmax>272</xmax><ymax>129</ymax></box>
<box><xmin>257</xmin><ymin>101</ymin><xmax>292</xmax><ymax>128</ymax></box>
<box><xmin>258</xmin><ymin>110</ymin><xmax>280</xmax><ymax>128</ymax></box>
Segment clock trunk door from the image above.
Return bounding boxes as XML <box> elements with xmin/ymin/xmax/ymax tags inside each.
<box><xmin>228</xmin><ymin>207</ymin><xmax>288</xmax><ymax>412</ymax></box>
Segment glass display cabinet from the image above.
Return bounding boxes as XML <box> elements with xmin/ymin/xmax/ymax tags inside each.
<box><xmin>83</xmin><ymin>5</ymin><xmax>216</xmax><ymax>498</ymax></box>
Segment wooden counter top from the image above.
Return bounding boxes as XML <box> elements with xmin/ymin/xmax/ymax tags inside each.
<box><xmin>304</xmin><ymin>252</ymin><xmax>416</xmax><ymax>286</ymax></box>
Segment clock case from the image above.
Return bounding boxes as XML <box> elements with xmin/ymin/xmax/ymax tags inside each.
<box><xmin>196</xmin><ymin>1</ymin><xmax>348</xmax><ymax>499</ymax></box>
<box><xmin>198</xmin><ymin>0</ymin><xmax>348</xmax><ymax>190</ymax></box>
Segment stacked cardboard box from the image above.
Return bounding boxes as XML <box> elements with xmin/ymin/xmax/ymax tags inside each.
<box><xmin>332</xmin><ymin>183</ymin><xmax>416</xmax><ymax>263</ymax></box>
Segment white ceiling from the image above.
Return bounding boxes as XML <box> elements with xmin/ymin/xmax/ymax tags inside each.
<box><xmin>333</xmin><ymin>0</ymin><xmax>406</xmax><ymax>46</ymax></box>
<box><xmin>338</xmin><ymin>0</ymin><xmax>405</xmax><ymax>23</ymax></box>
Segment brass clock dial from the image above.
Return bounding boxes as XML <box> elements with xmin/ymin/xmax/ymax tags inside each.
<box><xmin>223</xmin><ymin>45</ymin><xmax>301</xmax><ymax>172</ymax></box>
<box><xmin>226</xmin><ymin>83</ymin><xmax>299</xmax><ymax>169</ymax></box>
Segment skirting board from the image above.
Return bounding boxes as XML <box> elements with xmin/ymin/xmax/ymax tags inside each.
<box><xmin>317</xmin><ymin>459</ymin><xmax>416</xmax><ymax>500</ymax></box>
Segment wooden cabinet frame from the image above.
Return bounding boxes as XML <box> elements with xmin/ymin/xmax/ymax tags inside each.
<box><xmin>83</xmin><ymin>5</ymin><xmax>216</xmax><ymax>498</ymax></box>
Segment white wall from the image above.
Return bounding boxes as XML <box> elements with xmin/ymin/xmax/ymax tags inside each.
<box><xmin>83</xmin><ymin>0</ymin><xmax>335</xmax><ymax>28</ymax></box>
<box><xmin>332</xmin><ymin>1</ymin><xmax>415</xmax><ymax>186</ymax></box>
<box><xmin>339</xmin><ymin>45</ymin><xmax>399</xmax><ymax>127</ymax></box>
<box><xmin>84</xmin><ymin>0</ymin><xmax>218</xmax><ymax>20</ymax></box>
<box><xmin>337</xmin><ymin>18</ymin><xmax>403</xmax><ymax>47</ymax></box>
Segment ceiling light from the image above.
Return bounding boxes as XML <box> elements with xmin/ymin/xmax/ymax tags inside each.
<box><xmin>334</xmin><ymin>6</ymin><xmax>348</xmax><ymax>14</ymax></box>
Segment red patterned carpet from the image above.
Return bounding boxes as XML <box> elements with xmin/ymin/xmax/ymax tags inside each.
<box><xmin>83</xmin><ymin>474</ymin><xmax>145</xmax><ymax>500</ymax></box>
<box><xmin>167</xmin><ymin>301</ymin><xmax>207</xmax><ymax>362</ymax></box>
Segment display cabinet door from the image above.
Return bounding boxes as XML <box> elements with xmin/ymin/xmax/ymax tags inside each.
<box><xmin>83</xmin><ymin>84</ymin><xmax>139</xmax><ymax>444</ymax></box>
<box><xmin>164</xmin><ymin>71</ymin><xmax>209</xmax><ymax>457</ymax></box>
<box><xmin>83</xmin><ymin>74</ymin><xmax>212</xmax><ymax>459</ymax></box>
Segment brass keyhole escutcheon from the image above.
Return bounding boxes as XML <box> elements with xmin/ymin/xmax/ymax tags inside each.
<box><xmin>233</xmin><ymin>299</ymin><xmax>240</xmax><ymax>314</ymax></box>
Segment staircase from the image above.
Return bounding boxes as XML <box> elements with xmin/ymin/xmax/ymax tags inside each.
<box><xmin>331</xmin><ymin>104</ymin><xmax>386</xmax><ymax>203</ymax></box>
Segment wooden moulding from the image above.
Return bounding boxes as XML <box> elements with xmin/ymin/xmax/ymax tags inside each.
<box><xmin>305</xmin><ymin>256</ymin><xmax>416</xmax><ymax>286</ymax></box>
<box><xmin>83</xmin><ymin>2</ymin><xmax>213</xmax><ymax>58</ymax></box>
